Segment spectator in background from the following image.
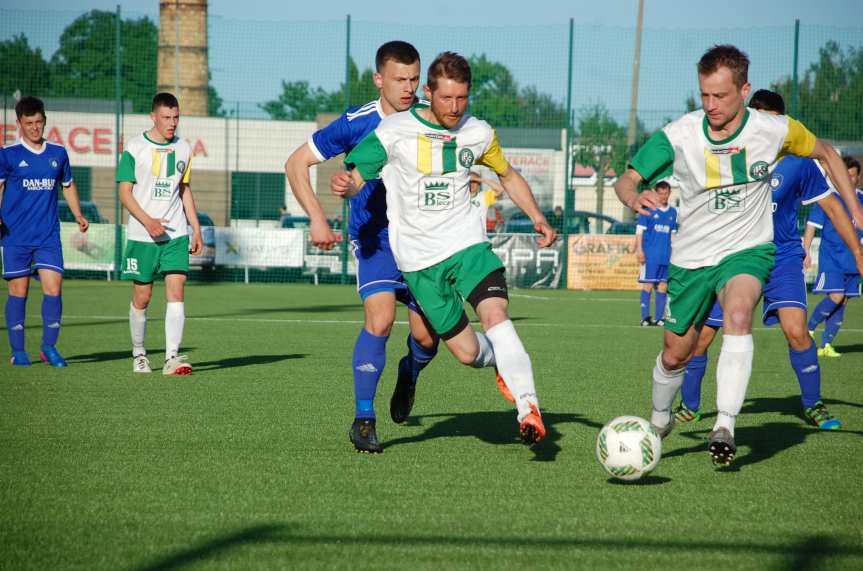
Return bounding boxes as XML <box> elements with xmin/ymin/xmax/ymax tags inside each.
<box><xmin>469</xmin><ymin>171</ymin><xmax>504</xmax><ymax>236</ymax></box>
<box><xmin>278</xmin><ymin>204</ymin><xmax>289</xmax><ymax>227</ymax></box>
<box><xmin>635</xmin><ymin>180</ymin><xmax>677</xmax><ymax>327</ymax></box>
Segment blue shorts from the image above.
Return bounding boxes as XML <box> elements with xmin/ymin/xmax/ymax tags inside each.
<box><xmin>351</xmin><ymin>237</ymin><xmax>420</xmax><ymax>312</ymax></box>
<box><xmin>812</xmin><ymin>271</ymin><xmax>861</xmax><ymax>298</ymax></box>
<box><xmin>1</xmin><ymin>243</ymin><xmax>64</xmax><ymax>279</ymax></box>
<box><xmin>638</xmin><ymin>261</ymin><xmax>669</xmax><ymax>283</ymax></box>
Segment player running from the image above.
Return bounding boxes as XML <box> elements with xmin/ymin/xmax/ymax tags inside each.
<box><xmin>1</xmin><ymin>96</ymin><xmax>89</xmax><ymax>366</ymax></box>
<box><xmin>803</xmin><ymin>155</ymin><xmax>863</xmax><ymax>357</ymax></box>
<box><xmin>635</xmin><ymin>180</ymin><xmax>677</xmax><ymax>326</ymax></box>
<box><xmin>117</xmin><ymin>92</ymin><xmax>203</xmax><ymax>376</ymax></box>
<box><xmin>340</xmin><ymin>52</ymin><xmax>557</xmax><ymax>446</ymax></box>
<box><xmin>614</xmin><ymin>46</ymin><xmax>863</xmax><ymax>466</ymax></box>
<box><xmin>285</xmin><ymin>42</ymin><xmax>440</xmax><ymax>454</ymax></box>
<box><xmin>673</xmin><ymin>89</ymin><xmax>863</xmax><ymax>431</ymax></box>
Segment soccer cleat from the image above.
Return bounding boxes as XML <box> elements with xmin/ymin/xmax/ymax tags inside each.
<box><xmin>519</xmin><ymin>403</ymin><xmax>546</xmax><ymax>445</ymax></box>
<box><xmin>495</xmin><ymin>368</ymin><xmax>515</xmax><ymax>403</ymax></box>
<box><xmin>651</xmin><ymin>420</ymin><xmax>674</xmax><ymax>439</ymax></box>
<box><xmin>39</xmin><ymin>345</ymin><xmax>68</xmax><ymax>368</ymax></box>
<box><xmin>808</xmin><ymin>330</ymin><xmax>816</xmax><ymax>341</ymax></box>
<box><xmin>708</xmin><ymin>428</ymin><xmax>737</xmax><ymax>466</ymax></box>
<box><xmin>817</xmin><ymin>343</ymin><xmax>841</xmax><ymax>358</ymax></box>
<box><xmin>640</xmin><ymin>317</ymin><xmax>652</xmax><ymax>327</ymax></box>
<box><xmin>133</xmin><ymin>354</ymin><xmax>152</xmax><ymax>373</ymax></box>
<box><xmin>162</xmin><ymin>354</ymin><xmax>192</xmax><ymax>376</ymax></box>
<box><xmin>654</xmin><ymin>319</ymin><xmax>665</xmax><ymax>327</ymax></box>
<box><xmin>349</xmin><ymin>418</ymin><xmax>383</xmax><ymax>453</ymax></box>
<box><xmin>673</xmin><ymin>402</ymin><xmax>701</xmax><ymax>424</ymax></box>
<box><xmin>390</xmin><ymin>356</ymin><xmax>416</xmax><ymax>424</ymax></box>
<box><xmin>803</xmin><ymin>401</ymin><xmax>841</xmax><ymax>430</ymax></box>
<box><xmin>10</xmin><ymin>351</ymin><xmax>32</xmax><ymax>366</ymax></box>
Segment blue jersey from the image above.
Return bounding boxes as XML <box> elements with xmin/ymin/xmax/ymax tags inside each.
<box><xmin>770</xmin><ymin>155</ymin><xmax>831</xmax><ymax>263</ymax></box>
<box><xmin>637</xmin><ymin>206</ymin><xmax>677</xmax><ymax>264</ymax></box>
<box><xmin>309</xmin><ymin>99</ymin><xmax>387</xmax><ymax>242</ymax></box>
<box><xmin>0</xmin><ymin>140</ymin><xmax>72</xmax><ymax>247</ymax></box>
<box><xmin>807</xmin><ymin>188</ymin><xmax>863</xmax><ymax>274</ymax></box>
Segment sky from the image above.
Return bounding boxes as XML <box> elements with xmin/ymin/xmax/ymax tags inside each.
<box><xmin>2</xmin><ymin>1</ymin><xmax>862</xmax><ymax>123</ymax></box>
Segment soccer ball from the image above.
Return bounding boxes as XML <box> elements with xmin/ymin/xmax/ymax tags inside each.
<box><xmin>596</xmin><ymin>416</ymin><xmax>662</xmax><ymax>481</ymax></box>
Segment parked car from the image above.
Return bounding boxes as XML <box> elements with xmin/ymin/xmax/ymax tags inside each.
<box><xmin>58</xmin><ymin>200</ymin><xmax>108</xmax><ymax>224</ymax></box>
<box><xmin>504</xmin><ymin>210</ymin><xmax>636</xmax><ymax>235</ymax></box>
<box><xmin>189</xmin><ymin>211</ymin><xmax>216</xmax><ymax>268</ymax></box>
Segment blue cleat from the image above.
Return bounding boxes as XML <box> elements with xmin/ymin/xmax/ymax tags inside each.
<box><xmin>804</xmin><ymin>401</ymin><xmax>841</xmax><ymax>430</ymax></box>
<box><xmin>11</xmin><ymin>351</ymin><xmax>32</xmax><ymax>366</ymax></box>
<box><xmin>39</xmin><ymin>345</ymin><xmax>68</xmax><ymax>368</ymax></box>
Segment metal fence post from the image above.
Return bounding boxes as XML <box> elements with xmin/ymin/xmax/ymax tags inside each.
<box><xmin>561</xmin><ymin>18</ymin><xmax>574</xmax><ymax>290</ymax></box>
<box><xmin>113</xmin><ymin>4</ymin><xmax>123</xmax><ymax>280</ymax></box>
<box><xmin>339</xmin><ymin>14</ymin><xmax>351</xmax><ymax>285</ymax></box>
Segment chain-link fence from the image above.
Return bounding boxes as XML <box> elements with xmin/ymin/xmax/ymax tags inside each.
<box><xmin>1</xmin><ymin>8</ymin><xmax>861</xmax><ymax>289</ymax></box>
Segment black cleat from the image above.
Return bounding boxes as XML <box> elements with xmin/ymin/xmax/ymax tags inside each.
<box><xmin>640</xmin><ymin>317</ymin><xmax>652</xmax><ymax>327</ymax></box>
<box><xmin>390</xmin><ymin>356</ymin><xmax>416</xmax><ymax>424</ymax></box>
<box><xmin>349</xmin><ymin>418</ymin><xmax>383</xmax><ymax>454</ymax></box>
<box><xmin>708</xmin><ymin>428</ymin><xmax>736</xmax><ymax>466</ymax></box>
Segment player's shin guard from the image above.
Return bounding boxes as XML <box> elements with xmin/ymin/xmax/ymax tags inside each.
<box><xmin>129</xmin><ymin>303</ymin><xmax>147</xmax><ymax>356</ymax></box>
<box><xmin>789</xmin><ymin>342</ymin><xmax>820</xmax><ymax>408</ymax></box>
<box><xmin>807</xmin><ymin>297</ymin><xmax>839</xmax><ymax>331</ymax></box>
<box><xmin>681</xmin><ymin>353</ymin><xmax>708</xmax><ymax>411</ymax></box>
<box><xmin>471</xmin><ymin>331</ymin><xmax>496</xmax><ymax>368</ymax></box>
<box><xmin>406</xmin><ymin>334</ymin><xmax>438</xmax><ymax>384</ymax></box>
<box><xmin>165</xmin><ymin>302</ymin><xmax>185</xmax><ymax>359</ymax></box>
<box><xmin>485</xmin><ymin>320</ymin><xmax>537</xmax><ymax>421</ymax></box>
<box><xmin>821</xmin><ymin>303</ymin><xmax>846</xmax><ymax>347</ymax></box>
<box><xmin>5</xmin><ymin>295</ymin><xmax>26</xmax><ymax>352</ymax></box>
<box><xmin>651</xmin><ymin>353</ymin><xmax>685</xmax><ymax>428</ymax></box>
<box><xmin>714</xmin><ymin>334</ymin><xmax>754</xmax><ymax>436</ymax></box>
<box><xmin>353</xmin><ymin>329</ymin><xmax>387</xmax><ymax>419</ymax></box>
<box><xmin>655</xmin><ymin>292</ymin><xmax>668</xmax><ymax>322</ymax></box>
<box><xmin>640</xmin><ymin>290</ymin><xmax>651</xmax><ymax>321</ymax></box>
<box><xmin>41</xmin><ymin>294</ymin><xmax>62</xmax><ymax>348</ymax></box>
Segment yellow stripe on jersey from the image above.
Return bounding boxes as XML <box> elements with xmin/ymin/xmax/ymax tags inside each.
<box><xmin>477</xmin><ymin>130</ymin><xmax>509</xmax><ymax>175</ymax></box>
<box><xmin>417</xmin><ymin>134</ymin><xmax>433</xmax><ymax>175</ymax></box>
<box><xmin>781</xmin><ymin>117</ymin><xmax>817</xmax><ymax>158</ymax></box>
<box><xmin>704</xmin><ymin>148</ymin><xmax>721</xmax><ymax>188</ymax></box>
<box><xmin>483</xmin><ymin>190</ymin><xmax>497</xmax><ymax>207</ymax></box>
<box><xmin>181</xmin><ymin>157</ymin><xmax>192</xmax><ymax>184</ymax></box>
<box><xmin>151</xmin><ymin>149</ymin><xmax>162</xmax><ymax>177</ymax></box>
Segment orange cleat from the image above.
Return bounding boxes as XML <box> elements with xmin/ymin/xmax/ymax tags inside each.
<box><xmin>495</xmin><ymin>369</ymin><xmax>515</xmax><ymax>402</ymax></box>
<box><xmin>519</xmin><ymin>403</ymin><xmax>546</xmax><ymax>445</ymax></box>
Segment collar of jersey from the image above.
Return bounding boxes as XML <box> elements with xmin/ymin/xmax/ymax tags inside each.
<box><xmin>702</xmin><ymin>109</ymin><xmax>750</xmax><ymax>145</ymax></box>
<box><xmin>410</xmin><ymin>105</ymin><xmax>449</xmax><ymax>131</ymax></box>
<box><xmin>143</xmin><ymin>131</ymin><xmax>177</xmax><ymax>146</ymax></box>
<box><xmin>17</xmin><ymin>138</ymin><xmax>47</xmax><ymax>155</ymax></box>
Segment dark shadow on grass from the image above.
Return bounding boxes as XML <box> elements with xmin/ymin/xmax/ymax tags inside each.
<box><xmin>129</xmin><ymin>525</ymin><xmax>863</xmax><ymax>571</ymax></box>
<box><xmin>194</xmin><ymin>353</ymin><xmax>307</xmax><ymax>371</ymax></box>
<box><xmin>384</xmin><ymin>410</ymin><xmax>603</xmax><ymax>462</ymax></box>
<box><xmin>832</xmin><ymin>342</ymin><xmax>863</xmax><ymax>354</ymax></box>
<box><xmin>606</xmin><ymin>475</ymin><xmax>671</xmax><ymax>486</ymax></box>
<box><xmin>22</xmin><ymin>319</ymin><xmax>128</xmax><ymax>330</ymax></box>
<box><xmin>67</xmin><ymin>349</ymin><xmax>171</xmax><ymax>363</ymax></box>
<box><xmin>823</xmin><ymin>397</ymin><xmax>863</xmax><ymax>409</ymax></box>
<box><xmin>197</xmin><ymin>304</ymin><xmax>361</xmax><ymax>319</ymax></box>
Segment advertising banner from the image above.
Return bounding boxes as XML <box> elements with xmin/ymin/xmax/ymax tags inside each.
<box><xmin>61</xmin><ymin>222</ymin><xmax>116</xmax><ymax>271</ymax></box>
<box><xmin>491</xmin><ymin>233</ymin><xmax>563</xmax><ymax>289</ymax></box>
<box><xmin>567</xmin><ymin>234</ymin><xmax>640</xmax><ymax>291</ymax></box>
<box><xmin>215</xmin><ymin>227</ymin><xmax>304</xmax><ymax>267</ymax></box>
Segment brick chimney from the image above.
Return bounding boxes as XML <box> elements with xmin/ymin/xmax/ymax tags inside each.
<box><xmin>158</xmin><ymin>0</ymin><xmax>208</xmax><ymax>116</ymax></box>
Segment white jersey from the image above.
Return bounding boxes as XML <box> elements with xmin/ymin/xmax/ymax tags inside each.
<box><xmin>117</xmin><ymin>132</ymin><xmax>192</xmax><ymax>242</ymax></box>
<box><xmin>346</xmin><ymin>105</ymin><xmax>510</xmax><ymax>272</ymax></box>
<box><xmin>630</xmin><ymin>109</ymin><xmax>816</xmax><ymax>268</ymax></box>
<box><xmin>470</xmin><ymin>189</ymin><xmax>499</xmax><ymax>239</ymax></box>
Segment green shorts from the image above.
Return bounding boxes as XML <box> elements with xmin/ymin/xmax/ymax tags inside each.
<box><xmin>402</xmin><ymin>242</ymin><xmax>505</xmax><ymax>338</ymax></box>
<box><xmin>121</xmin><ymin>236</ymin><xmax>190</xmax><ymax>282</ymax></box>
<box><xmin>664</xmin><ymin>242</ymin><xmax>775</xmax><ymax>335</ymax></box>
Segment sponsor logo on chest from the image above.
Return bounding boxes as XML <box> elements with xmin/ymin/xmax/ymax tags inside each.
<box><xmin>23</xmin><ymin>178</ymin><xmax>56</xmax><ymax>191</ymax></box>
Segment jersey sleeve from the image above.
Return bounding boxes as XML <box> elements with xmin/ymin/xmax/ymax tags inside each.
<box><xmin>309</xmin><ymin>113</ymin><xmax>353</xmax><ymax>162</ymax></box>
<box><xmin>780</xmin><ymin>117</ymin><xmax>817</xmax><ymax>158</ymax></box>
<box><xmin>181</xmin><ymin>157</ymin><xmax>192</xmax><ymax>184</ymax></box>
<box><xmin>0</xmin><ymin>149</ymin><xmax>10</xmax><ymax>183</ymax></box>
<box><xmin>671</xmin><ymin>208</ymin><xmax>679</xmax><ymax>232</ymax></box>
<box><xmin>60</xmin><ymin>148</ymin><xmax>73</xmax><ymax>186</ymax></box>
<box><xmin>476</xmin><ymin>130</ymin><xmax>510</xmax><ymax>175</ymax></box>
<box><xmin>629</xmin><ymin>130</ymin><xmax>674</xmax><ymax>184</ymax></box>
<box><xmin>345</xmin><ymin>131</ymin><xmax>388</xmax><ymax>182</ymax></box>
<box><xmin>807</xmin><ymin>201</ymin><xmax>826</xmax><ymax>229</ymax></box>
<box><xmin>116</xmin><ymin>150</ymin><xmax>136</xmax><ymax>183</ymax></box>
<box><xmin>799</xmin><ymin>159</ymin><xmax>831</xmax><ymax>205</ymax></box>
<box><xmin>636</xmin><ymin>213</ymin><xmax>649</xmax><ymax>233</ymax></box>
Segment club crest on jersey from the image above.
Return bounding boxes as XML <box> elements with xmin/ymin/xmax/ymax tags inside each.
<box><xmin>458</xmin><ymin>148</ymin><xmax>474</xmax><ymax>168</ymax></box>
<box><xmin>177</xmin><ymin>160</ymin><xmax>187</xmax><ymax>173</ymax></box>
<box><xmin>708</xmin><ymin>187</ymin><xmax>745</xmax><ymax>213</ymax></box>
<box><xmin>750</xmin><ymin>160</ymin><xmax>769</xmax><ymax>181</ymax></box>
<box><xmin>418</xmin><ymin>176</ymin><xmax>454</xmax><ymax>211</ymax></box>
<box><xmin>769</xmin><ymin>173</ymin><xmax>783</xmax><ymax>189</ymax></box>
<box><xmin>50</xmin><ymin>159</ymin><xmax>59</xmax><ymax>169</ymax></box>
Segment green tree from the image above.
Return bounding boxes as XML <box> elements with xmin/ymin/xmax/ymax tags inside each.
<box><xmin>773</xmin><ymin>41</ymin><xmax>863</xmax><ymax>140</ymax></box>
<box><xmin>574</xmin><ymin>104</ymin><xmax>628</xmax><ymax>231</ymax></box>
<box><xmin>0</xmin><ymin>34</ymin><xmax>50</xmax><ymax>98</ymax></box>
<box><xmin>207</xmin><ymin>69</ymin><xmax>226</xmax><ymax>117</ymax></box>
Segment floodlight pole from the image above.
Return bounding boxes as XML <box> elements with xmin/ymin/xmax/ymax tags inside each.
<box><xmin>624</xmin><ymin>0</ymin><xmax>644</xmax><ymax>223</ymax></box>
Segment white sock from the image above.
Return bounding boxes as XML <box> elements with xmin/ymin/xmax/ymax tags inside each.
<box><xmin>165</xmin><ymin>302</ymin><xmax>185</xmax><ymax>360</ymax></box>
<box><xmin>651</xmin><ymin>353</ymin><xmax>685</xmax><ymax>428</ymax></box>
<box><xmin>713</xmin><ymin>334</ymin><xmax>754</xmax><ymax>436</ymax></box>
<box><xmin>129</xmin><ymin>303</ymin><xmax>147</xmax><ymax>357</ymax></box>
<box><xmin>471</xmin><ymin>331</ymin><xmax>496</xmax><ymax>368</ymax></box>
<box><xmin>485</xmin><ymin>320</ymin><xmax>538</xmax><ymax>421</ymax></box>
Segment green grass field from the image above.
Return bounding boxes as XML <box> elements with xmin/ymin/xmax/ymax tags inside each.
<box><xmin>2</xmin><ymin>281</ymin><xmax>862</xmax><ymax>570</ymax></box>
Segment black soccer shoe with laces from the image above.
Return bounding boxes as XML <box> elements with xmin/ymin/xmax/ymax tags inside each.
<box><xmin>390</xmin><ymin>356</ymin><xmax>416</xmax><ymax>424</ymax></box>
<box><xmin>349</xmin><ymin>418</ymin><xmax>383</xmax><ymax>454</ymax></box>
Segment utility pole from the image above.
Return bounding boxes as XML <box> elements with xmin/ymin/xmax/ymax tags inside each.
<box><xmin>624</xmin><ymin>0</ymin><xmax>644</xmax><ymax>222</ymax></box>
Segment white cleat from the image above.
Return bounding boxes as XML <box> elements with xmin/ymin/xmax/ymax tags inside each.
<box><xmin>133</xmin><ymin>354</ymin><xmax>152</xmax><ymax>373</ymax></box>
<box><xmin>163</xmin><ymin>354</ymin><xmax>192</xmax><ymax>376</ymax></box>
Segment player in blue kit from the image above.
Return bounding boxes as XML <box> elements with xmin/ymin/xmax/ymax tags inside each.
<box><xmin>674</xmin><ymin>90</ymin><xmax>863</xmax><ymax>429</ymax></box>
<box><xmin>285</xmin><ymin>41</ymin><xmax>439</xmax><ymax>453</ymax></box>
<box><xmin>0</xmin><ymin>96</ymin><xmax>88</xmax><ymax>366</ymax></box>
<box><xmin>635</xmin><ymin>180</ymin><xmax>677</xmax><ymax>326</ymax></box>
<box><xmin>803</xmin><ymin>156</ymin><xmax>863</xmax><ymax>358</ymax></box>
